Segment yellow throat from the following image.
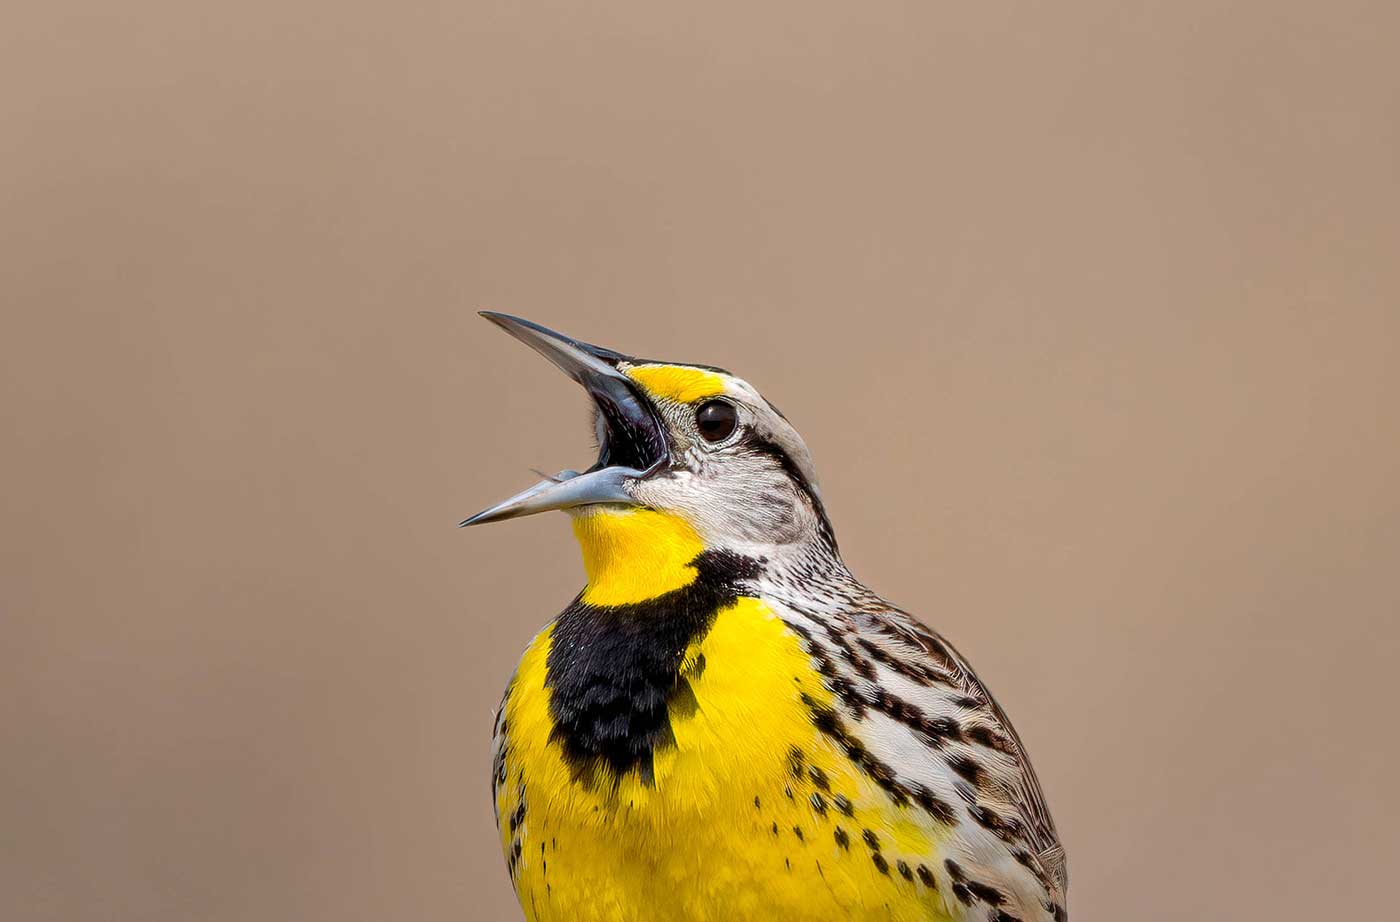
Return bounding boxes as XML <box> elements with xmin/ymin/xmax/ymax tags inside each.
<box><xmin>571</xmin><ymin>507</ymin><xmax>705</xmax><ymax>606</ymax></box>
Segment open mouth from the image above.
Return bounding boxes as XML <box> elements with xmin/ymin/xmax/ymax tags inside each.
<box><xmin>460</xmin><ymin>313</ymin><xmax>668</xmax><ymax>527</ymax></box>
<box><xmin>590</xmin><ymin>377</ymin><xmax>668</xmax><ymax>473</ymax></box>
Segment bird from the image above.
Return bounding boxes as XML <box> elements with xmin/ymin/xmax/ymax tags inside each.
<box><xmin>461</xmin><ymin>313</ymin><xmax>1067</xmax><ymax>922</ymax></box>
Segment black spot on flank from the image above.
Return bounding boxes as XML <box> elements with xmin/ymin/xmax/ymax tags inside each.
<box><xmin>787</xmin><ymin>746</ymin><xmax>805</xmax><ymax>778</ymax></box>
<box><xmin>862</xmin><ymin>829</ymin><xmax>881</xmax><ymax>851</ymax></box>
<box><xmin>785</xmin><ymin>786</ymin><xmax>794</xmax><ymax>800</ymax></box>
<box><xmin>545</xmin><ymin>550</ymin><xmax>762</xmax><ymax>781</ymax></box>
<box><xmin>772</xmin><ymin>822</ymin><xmax>779</xmax><ymax>836</ymax></box>
<box><xmin>911</xmin><ymin>784</ymin><xmax>959</xmax><ymax>825</ymax></box>
<box><xmin>803</xmin><ymin>693</ymin><xmax>841</xmax><ymax>735</ymax></box>
<box><xmin>793</xmin><ymin>826</ymin><xmax>805</xmax><ymax>841</ymax></box>
<box><xmin>834</xmin><ymin>827</ymin><xmax>850</xmax><ymax>850</ymax></box>
<box><xmin>945</xmin><ymin>860</ymin><xmax>967</xmax><ymax>882</ymax></box>
<box><xmin>970</xmin><ymin>805</ymin><xmax>1024</xmax><ymax>843</ymax></box>
<box><xmin>833</xmin><ymin>794</ymin><xmax>854</xmax><ymax>816</ymax></box>
<box><xmin>809</xmin><ymin>792</ymin><xmax>828</xmax><ymax>817</ymax></box>
<box><xmin>754</xmin><ymin>795</ymin><xmax>761</xmax><ymax>809</ymax></box>
<box><xmin>965</xmin><ymin>724</ymin><xmax>1014</xmax><ymax>753</ymax></box>
<box><xmin>785</xmin><ymin>857</ymin><xmax>791</xmax><ymax>871</ymax></box>
<box><xmin>967</xmin><ymin>881</ymin><xmax>1006</xmax><ymax>905</ymax></box>
<box><xmin>951</xmin><ymin>695</ymin><xmax>982</xmax><ymax>709</ymax></box>
<box><xmin>871</xmin><ymin>853</ymin><xmax>890</xmax><ymax>875</ymax></box>
<box><xmin>868</xmin><ymin>689</ymin><xmax>965</xmax><ymax>747</ymax></box>
<box><xmin>948</xmin><ymin>753</ymin><xmax>985</xmax><ymax>787</ymax></box>
<box><xmin>897</xmin><ymin>860</ymin><xmax>913</xmax><ymax>881</ymax></box>
<box><xmin>952</xmin><ymin>884</ymin><xmax>973</xmax><ymax>906</ymax></box>
<box><xmin>916</xmin><ymin>865</ymin><xmax>936</xmax><ymax>888</ymax></box>
<box><xmin>829</xmin><ymin>676</ymin><xmax>868</xmax><ymax>718</ymax></box>
<box><xmin>807</xmin><ymin>765</ymin><xmax>830</xmax><ymax>790</ymax></box>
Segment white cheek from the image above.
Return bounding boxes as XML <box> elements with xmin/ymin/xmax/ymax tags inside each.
<box><xmin>680</xmin><ymin>444</ymin><xmax>708</xmax><ymax>470</ymax></box>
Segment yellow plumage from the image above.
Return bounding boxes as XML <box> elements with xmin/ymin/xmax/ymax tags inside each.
<box><xmin>497</xmin><ymin>589</ymin><xmax>955</xmax><ymax>922</ymax></box>
<box><xmin>469</xmin><ymin>317</ymin><xmax>1067</xmax><ymax>922</ymax></box>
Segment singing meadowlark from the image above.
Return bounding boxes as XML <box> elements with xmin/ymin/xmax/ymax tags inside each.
<box><xmin>462</xmin><ymin>313</ymin><xmax>1067</xmax><ymax>922</ymax></box>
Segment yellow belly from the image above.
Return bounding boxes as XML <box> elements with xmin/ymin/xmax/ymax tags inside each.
<box><xmin>495</xmin><ymin>597</ymin><xmax>957</xmax><ymax>922</ymax></box>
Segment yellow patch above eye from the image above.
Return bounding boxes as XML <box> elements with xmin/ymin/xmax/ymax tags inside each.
<box><xmin>625</xmin><ymin>365</ymin><xmax>725</xmax><ymax>404</ymax></box>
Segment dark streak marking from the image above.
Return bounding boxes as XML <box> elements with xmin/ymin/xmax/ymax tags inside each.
<box><xmin>911</xmin><ymin>783</ymin><xmax>959</xmax><ymax>825</ymax></box>
<box><xmin>970</xmin><ymin>804</ymin><xmax>1025</xmax><ymax>844</ymax></box>
<box><xmin>965</xmin><ymin>724</ymin><xmax>1015</xmax><ymax>754</ymax></box>
<box><xmin>948</xmin><ymin>753</ymin><xmax>985</xmax><ymax>787</ymax></box>
<box><xmin>546</xmin><ymin>551</ymin><xmax>760</xmax><ymax>782</ymax></box>
<box><xmin>967</xmin><ymin>881</ymin><xmax>1006</xmax><ymax>905</ymax></box>
<box><xmin>802</xmin><ymin>693</ymin><xmax>912</xmax><ymax>807</ymax></box>
<box><xmin>856</xmin><ymin>637</ymin><xmax>954</xmax><ymax>687</ymax></box>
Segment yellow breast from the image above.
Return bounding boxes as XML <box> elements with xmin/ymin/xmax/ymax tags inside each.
<box><xmin>494</xmin><ymin>596</ymin><xmax>956</xmax><ymax>922</ymax></box>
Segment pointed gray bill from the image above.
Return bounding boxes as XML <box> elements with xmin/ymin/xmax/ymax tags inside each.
<box><xmin>458</xmin><ymin>465</ymin><xmax>640</xmax><ymax>527</ymax></box>
<box><xmin>459</xmin><ymin>312</ymin><xmax>667</xmax><ymax>527</ymax></box>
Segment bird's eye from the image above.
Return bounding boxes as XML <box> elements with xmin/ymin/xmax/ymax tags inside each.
<box><xmin>695</xmin><ymin>400</ymin><xmax>738</xmax><ymax>442</ymax></box>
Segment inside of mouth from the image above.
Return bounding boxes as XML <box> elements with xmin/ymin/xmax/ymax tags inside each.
<box><xmin>591</xmin><ymin>387</ymin><xmax>667</xmax><ymax>472</ymax></box>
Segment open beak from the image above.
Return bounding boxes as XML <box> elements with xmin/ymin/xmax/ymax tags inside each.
<box><xmin>459</xmin><ymin>312</ymin><xmax>669</xmax><ymax>527</ymax></box>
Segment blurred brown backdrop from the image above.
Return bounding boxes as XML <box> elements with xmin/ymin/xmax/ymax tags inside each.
<box><xmin>3</xmin><ymin>3</ymin><xmax>1398</xmax><ymax>920</ymax></box>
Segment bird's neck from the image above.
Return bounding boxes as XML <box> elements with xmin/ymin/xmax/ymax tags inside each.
<box><xmin>571</xmin><ymin>507</ymin><xmax>708</xmax><ymax>607</ymax></box>
<box><xmin>551</xmin><ymin>506</ymin><xmax>873</xmax><ymax>786</ymax></box>
<box><xmin>569</xmin><ymin>506</ymin><xmax>867</xmax><ymax>609</ymax></box>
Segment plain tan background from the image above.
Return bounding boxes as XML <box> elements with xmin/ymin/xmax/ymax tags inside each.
<box><xmin>3</xmin><ymin>3</ymin><xmax>1398</xmax><ymax>920</ymax></box>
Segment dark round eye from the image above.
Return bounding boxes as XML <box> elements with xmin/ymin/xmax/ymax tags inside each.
<box><xmin>695</xmin><ymin>400</ymin><xmax>738</xmax><ymax>442</ymax></box>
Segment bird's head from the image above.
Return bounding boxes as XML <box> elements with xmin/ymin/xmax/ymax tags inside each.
<box><xmin>462</xmin><ymin>313</ymin><xmax>835</xmax><ymax>603</ymax></box>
